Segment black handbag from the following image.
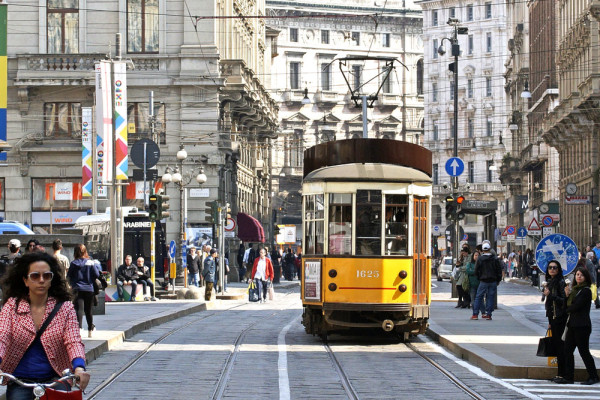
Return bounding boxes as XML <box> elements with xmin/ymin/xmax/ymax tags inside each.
<box><xmin>536</xmin><ymin>329</ymin><xmax>557</xmax><ymax>357</ymax></box>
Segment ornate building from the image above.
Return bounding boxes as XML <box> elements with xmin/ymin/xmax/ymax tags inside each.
<box><xmin>1</xmin><ymin>1</ymin><xmax>276</xmax><ymax>253</ymax></box>
<box><xmin>419</xmin><ymin>0</ymin><xmax>508</xmax><ymax>251</ymax></box>
<box><xmin>266</xmin><ymin>0</ymin><xmax>425</xmax><ymax>245</ymax></box>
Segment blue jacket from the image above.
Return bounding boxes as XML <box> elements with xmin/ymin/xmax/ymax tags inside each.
<box><xmin>68</xmin><ymin>258</ymin><xmax>100</xmax><ymax>292</ymax></box>
<box><xmin>202</xmin><ymin>256</ymin><xmax>216</xmax><ymax>283</ymax></box>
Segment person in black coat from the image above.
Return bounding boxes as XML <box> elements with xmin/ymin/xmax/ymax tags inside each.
<box><xmin>186</xmin><ymin>246</ymin><xmax>202</xmax><ymax>287</ymax></box>
<box><xmin>542</xmin><ymin>259</ymin><xmax>567</xmax><ymax>382</ymax></box>
<box><xmin>557</xmin><ymin>266</ymin><xmax>599</xmax><ymax>385</ymax></box>
<box><xmin>271</xmin><ymin>247</ymin><xmax>282</xmax><ymax>283</ymax></box>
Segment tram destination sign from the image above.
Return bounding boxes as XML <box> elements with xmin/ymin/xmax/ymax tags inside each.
<box><xmin>460</xmin><ymin>200</ymin><xmax>498</xmax><ymax>214</ymax></box>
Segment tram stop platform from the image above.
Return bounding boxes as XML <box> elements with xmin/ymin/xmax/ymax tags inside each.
<box><xmin>428</xmin><ymin>287</ymin><xmax>600</xmax><ymax>381</ymax></box>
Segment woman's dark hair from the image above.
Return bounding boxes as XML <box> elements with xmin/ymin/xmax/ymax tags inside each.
<box><xmin>574</xmin><ymin>266</ymin><xmax>593</xmax><ymax>285</ymax></box>
<box><xmin>547</xmin><ymin>259</ymin><xmax>564</xmax><ymax>279</ymax></box>
<box><xmin>26</xmin><ymin>239</ymin><xmax>39</xmax><ymax>250</ymax></box>
<box><xmin>1</xmin><ymin>252</ymin><xmax>72</xmax><ymax>305</ymax></box>
<box><xmin>73</xmin><ymin>243</ymin><xmax>88</xmax><ymax>260</ymax></box>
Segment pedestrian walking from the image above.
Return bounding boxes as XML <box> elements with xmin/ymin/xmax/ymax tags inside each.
<box><xmin>455</xmin><ymin>246</ymin><xmax>471</xmax><ymax>308</ymax></box>
<box><xmin>186</xmin><ymin>246</ymin><xmax>201</xmax><ymax>287</ymax></box>
<box><xmin>0</xmin><ymin>252</ymin><xmax>90</xmax><ymax>398</ymax></box>
<box><xmin>271</xmin><ymin>247</ymin><xmax>282</xmax><ymax>284</ymax></box>
<box><xmin>466</xmin><ymin>250</ymin><xmax>485</xmax><ymax>315</ymax></box>
<box><xmin>542</xmin><ymin>259</ymin><xmax>567</xmax><ymax>383</ymax></box>
<box><xmin>51</xmin><ymin>239</ymin><xmax>70</xmax><ymax>279</ymax></box>
<box><xmin>558</xmin><ymin>266</ymin><xmax>599</xmax><ymax>385</ymax></box>
<box><xmin>471</xmin><ymin>241</ymin><xmax>502</xmax><ymax>320</ymax></box>
<box><xmin>202</xmin><ymin>248</ymin><xmax>217</xmax><ymax>301</ymax></box>
<box><xmin>237</xmin><ymin>243</ymin><xmax>247</xmax><ymax>283</ymax></box>
<box><xmin>283</xmin><ymin>248</ymin><xmax>295</xmax><ymax>281</ymax></box>
<box><xmin>251</xmin><ymin>248</ymin><xmax>274</xmax><ymax>303</ymax></box>
<box><xmin>67</xmin><ymin>244</ymin><xmax>100</xmax><ymax>337</ymax></box>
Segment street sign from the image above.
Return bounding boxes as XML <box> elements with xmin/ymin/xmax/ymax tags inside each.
<box><xmin>507</xmin><ymin>234</ymin><xmax>516</xmax><ymax>242</ymax></box>
<box><xmin>517</xmin><ymin>227</ymin><xmax>527</xmax><ymax>238</ymax></box>
<box><xmin>528</xmin><ymin>229</ymin><xmax>541</xmax><ymax>236</ymax></box>
<box><xmin>535</xmin><ymin>233</ymin><xmax>579</xmax><ymax>274</ymax></box>
<box><xmin>169</xmin><ymin>240</ymin><xmax>176</xmax><ymax>259</ymax></box>
<box><xmin>516</xmin><ymin>237</ymin><xmax>526</xmax><ymax>246</ymax></box>
<box><xmin>462</xmin><ymin>234</ymin><xmax>468</xmax><ymax>241</ymax></box>
<box><xmin>528</xmin><ymin>218</ymin><xmax>541</xmax><ymax>231</ymax></box>
<box><xmin>541</xmin><ymin>215</ymin><xmax>554</xmax><ymax>227</ymax></box>
<box><xmin>131</xmin><ymin>138</ymin><xmax>160</xmax><ymax>169</ymax></box>
<box><xmin>445</xmin><ymin>157</ymin><xmax>465</xmax><ymax>177</ymax></box>
<box><xmin>543</xmin><ymin>226</ymin><xmax>554</xmax><ymax>237</ymax></box>
<box><xmin>225</xmin><ymin>217</ymin><xmax>236</xmax><ymax>231</ymax></box>
<box><xmin>433</xmin><ymin>225</ymin><xmax>441</xmax><ymax>236</ymax></box>
<box><xmin>503</xmin><ymin>226</ymin><xmax>515</xmax><ymax>236</ymax></box>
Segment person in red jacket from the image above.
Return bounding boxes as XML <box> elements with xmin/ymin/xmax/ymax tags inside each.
<box><xmin>251</xmin><ymin>247</ymin><xmax>274</xmax><ymax>303</ymax></box>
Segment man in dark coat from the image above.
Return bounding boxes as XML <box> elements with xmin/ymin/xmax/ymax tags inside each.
<box><xmin>116</xmin><ymin>255</ymin><xmax>140</xmax><ymax>301</ymax></box>
<box><xmin>203</xmin><ymin>248</ymin><xmax>218</xmax><ymax>301</ymax></box>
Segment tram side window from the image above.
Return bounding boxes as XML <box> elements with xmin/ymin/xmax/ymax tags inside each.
<box><xmin>385</xmin><ymin>194</ymin><xmax>409</xmax><ymax>255</ymax></box>
<box><xmin>328</xmin><ymin>193</ymin><xmax>352</xmax><ymax>255</ymax></box>
<box><xmin>304</xmin><ymin>194</ymin><xmax>325</xmax><ymax>255</ymax></box>
<box><xmin>355</xmin><ymin>190</ymin><xmax>382</xmax><ymax>255</ymax></box>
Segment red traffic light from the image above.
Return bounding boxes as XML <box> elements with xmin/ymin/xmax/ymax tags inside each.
<box><xmin>456</xmin><ymin>196</ymin><xmax>465</xmax><ymax>204</ymax></box>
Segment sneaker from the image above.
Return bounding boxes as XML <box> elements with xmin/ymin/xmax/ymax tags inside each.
<box><xmin>482</xmin><ymin>315</ymin><xmax>492</xmax><ymax>320</ymax></box>
<box><xmin>151</xmin><ymin>297</ymin><xmax>158</xmax><ymax>301</ymax></box>
<box><xmin>470</xmin><ymin>315</ymin><xmax>478</xmax><ymax>320</ymax></box>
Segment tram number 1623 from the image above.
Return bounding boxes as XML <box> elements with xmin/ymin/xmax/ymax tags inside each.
<box><xmin>356</xmin><ymin>270</ymin><xmax>380</xmax><ymax>278</ymax></box>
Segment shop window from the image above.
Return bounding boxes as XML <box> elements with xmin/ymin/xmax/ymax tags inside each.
<box><xmin>32</xmin><ymin>178</ymin><xmax>90</xmax><ymax>211</ymax></box>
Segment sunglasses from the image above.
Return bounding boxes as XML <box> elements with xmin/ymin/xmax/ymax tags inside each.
<box><xmin>27</xmin><ymin>271</ymin><xmax>54</xmax><ymax>281</ymax></box>
<box><xmin>548</xmin><ymin>265</ymin><xmax>559</xmax><ymax>270</ymax></box>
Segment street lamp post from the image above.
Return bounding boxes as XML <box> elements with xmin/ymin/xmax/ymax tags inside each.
<box><xmin>438</xmin><ymin>18</ymin><xmax>468</xmax><ymax>259</ymax></box>
<box><xmin>161</xmin><ymin>145</ymin><xmax>207</xmax><ymax>281</ymax></box>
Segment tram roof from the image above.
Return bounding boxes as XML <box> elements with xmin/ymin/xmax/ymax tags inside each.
<box><xmin>304</xmin><ymin>163</ymin><xmax>432</xmax><ymax>183</ymax></box>
<box><xmin>303</xmin><ymin>138</ymin><xmax>432</xmax><ymax>179</ymax></box>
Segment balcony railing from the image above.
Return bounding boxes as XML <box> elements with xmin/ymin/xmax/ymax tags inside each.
<box><xmin>378</xmin><ymin>93</ymin><xmax>403</xmax><ymax>107</ymax></box>
<box><xmin>314</xmin><ymin>90</ymin><xmax>342</xmax><ymax>104</ymax></box>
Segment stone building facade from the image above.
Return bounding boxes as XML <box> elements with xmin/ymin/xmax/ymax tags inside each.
<box><xmin>1</xmin><ymin>1</ymin><xmax>277</xmax><ymax>255</ymax></box>
<box><xmin>266</xmin><ymin>0</ymin><xmax>425</xmax><ymax>245</ymax></box>
<box><xmin>419</xmin><ymin>0</ymin><xmax>508</xmax><ymax>251</ymax></box>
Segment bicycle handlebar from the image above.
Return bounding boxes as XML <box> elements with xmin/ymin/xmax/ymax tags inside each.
<box><xmin>0</xmin><ymin>369</ymin><xmax>80</xmax><ymax>388</ymax></box>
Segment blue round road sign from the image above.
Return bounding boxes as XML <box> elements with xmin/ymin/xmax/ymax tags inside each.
<box><xmin>169</xmin><ymin>240</ymin><xmax>176</xmax><ymax>259</ymax></box>
<box><xmin>535</xmin><ymin>233</ymin><xmax>578</xmax><ymax>274</ymax></box>
<box><xmin>445</xmin><ymin>157</ymin><xmax>465</xmax><ymax>177</ymax></box>
<box><xmin>517</xmin><ymin>227</ymin><xmax>527</xmax><ymax>237</ymax></box>
<box><xmin>506</xmin><ymin>226</ymin><xmax>516</xmax><ymax>235</ymax></box>
<box><xmin>542</xmin><ymin>216</ymin><xmax>553</xmax><ymax>227</ymax></box>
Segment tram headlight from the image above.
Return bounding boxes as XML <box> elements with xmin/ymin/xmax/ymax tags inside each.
<box><xmin>329</xmin><ymin>269</ymin><xmax>337</xmax><ymax>278</ymax></box>
<box><xmin>398</xmin><ymin>284</ymin><xmax>407</xmax><ymax>292</ymax></box>
<box><xmin>328</xmin><ymin>283</ymin><xmax>337</xmax><ymax>291</ymax></box>
<box><xmin>399</xmin><ymin>270</ymin><xmax>408</xmax><ymax>279</ymax></box>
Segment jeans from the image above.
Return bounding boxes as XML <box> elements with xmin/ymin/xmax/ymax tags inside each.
<box><xmin>564</xmin><ymin>326</ymin><xmax>598</xmax><ymax>381</ymax></box>
<box><xmin>73</xmin><ymin>290</ymin><xmax>94</xmax><ymax>330</ymax></box>
<box><xmin>139</xmin><ymin>278</ymin><xmax>155</xmax><ymax>297</ymax></box>
<box><xmin>117</xmin><ymin>279</ymin><xmax>138</xmax><ymax>301</ymax></box>
<box><xmin>470</xmin><ymin>286</ymin><xmax>485</xmax><ymax>315</ymax></box>
<box><xmin>188</xmin><ymin>272</ymin><xmax>200</xmax><ymax>287</ymax></box>
<box><xmin>255</xmin><ymin>279</ymin><xmax>269</xmax><ymax>301</ymax></box>
<box><xmin>473</xmin><ymin>281</ymin><xmax>497</xmax><ymax>317</ymax></box>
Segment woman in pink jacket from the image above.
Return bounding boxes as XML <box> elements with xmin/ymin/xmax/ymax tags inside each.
<box><xmin>0</xmin><ymin>252</ymin><xmax>90</xmax><ymax>399</ymax></box>
<box><xmin>251</xmin><ymin>248</ymin><xmax>274</xmax><ymax>303</ymax></box>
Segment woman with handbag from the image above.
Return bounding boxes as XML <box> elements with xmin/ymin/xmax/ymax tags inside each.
<box><xmin>467</xmin><ymin>250</ymin><xmax>485</xmax><ymax>316</ymax></box>
<box><xmin>67</xmin><ymin>244</ymin><xmax>100</xmax><ymax>338</ymax></box>
<box><xmin>558</xmin><ymin>266</ymin><xmax>599</xmax><ymax>385</ymax></box>
<box><xmin>251</xmin><ymin>248</ymin><xmax>274</xmax><ymax>303</ymax></box>
<box><xmin>0</xmin><ymin>252</ymin><xmax>90</xmax><ymax>399</ymax></box>
<box><xmin>542</xmin><ymin>259</ymin><xmax>567</xmax><ymax>383</ymax></box>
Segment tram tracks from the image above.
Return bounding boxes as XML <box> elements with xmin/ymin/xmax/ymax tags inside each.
<box><xmin>86</xmin><ymin>290</ymin><xmax>297</xmax><ymax>400</ymax></box>
<box><xmin>321</xmin><ymin>338</ymin><xmax>485</xmax><ymax>400</ymax></box>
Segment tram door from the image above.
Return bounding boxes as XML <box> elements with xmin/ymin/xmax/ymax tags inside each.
<box><xmin>412</xmin><ymin>197</ymin><xmax>428</xmax><ymax>306</ymax></box>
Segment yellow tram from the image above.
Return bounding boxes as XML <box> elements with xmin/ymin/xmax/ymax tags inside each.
<box><xmin>300</xmin><ymin>138</ymin><xmax>432</xmax><ymax>339</ymax></box>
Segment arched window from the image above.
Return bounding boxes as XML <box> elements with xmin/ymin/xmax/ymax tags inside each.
<box><xmin>416</xmin><ymin>59</ymin><xmax>424</xmax><ymax>95</ymax></box>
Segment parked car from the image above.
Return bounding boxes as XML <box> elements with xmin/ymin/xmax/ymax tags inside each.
<box><xmin>437</xmin><ymin>256</ymin><xmax>453</xmax><ymax>281</ymax></box>
<box><xmin>0</xmin><ymin>221</ymin><xmax>34</xmax><ymax>235</ymax></box>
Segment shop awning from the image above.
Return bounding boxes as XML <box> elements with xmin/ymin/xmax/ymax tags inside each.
<box><xmin>237</xmin><ymin>212</ymin><xmax>265</xmax><ymax>243</ymax></box>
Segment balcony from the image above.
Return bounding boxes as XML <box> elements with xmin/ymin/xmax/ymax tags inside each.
<box><xmin>314</xmin><ymin>90</ymin><xmax>342</xmax><ymax>105</ymax></box>
<box><xmin>499</xmin><ymin>155</ymin><xmax>522</xmax><ymax>184</ymax></box>
<box><xmin>378</xmin><ymin>93</ymin><xmax>403</xmax><ymax>107</ymax></box>
<box><xmin>282</xmin><ymin>89</ymin><xmax>308</xmax><ymax>104</ymax></box>
<box><xmin>14</xmin><ymin>53</ymin><xmax>161</xmax><ymax>86</ymax></box>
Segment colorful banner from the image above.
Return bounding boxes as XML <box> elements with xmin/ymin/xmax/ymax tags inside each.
<box><xmin>95</xmin><ymin>62</ymin><xmax>112</xmax><ymax>185</ymax></box>
<box><xmin>81</xmin><ymin>107</ymin><xmax>93</xmax><ymax>197</ymax></box>
<box><xmin>0</xmin><ymin>4</ymin><xmax>7</xmax><ymax>162</ymax></box>
<box><xmin>113</xmin><ymin>62</ymin><xmax>128</xmax><ymax>180</ymax></box>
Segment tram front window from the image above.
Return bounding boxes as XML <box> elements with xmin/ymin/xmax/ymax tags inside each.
<box><xmin>328</xmin><ymin>193</ymin><xmax>352</xmax><ymax>255</ymax></box>
<box><xmin>385</xmin><ymin>194</ymin><xmax>408</xmax><ymax>255</ymax></box>
<box><xmin>355</xmin><ymin>190</ymin><xmax>381</xmax><ymax>255</ymax></box>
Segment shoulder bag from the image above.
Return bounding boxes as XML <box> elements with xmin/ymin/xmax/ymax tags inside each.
<box><xmin>536</xmin><ymin>329</ymin><xmax>557</xmax><ymax>357</ymax></box>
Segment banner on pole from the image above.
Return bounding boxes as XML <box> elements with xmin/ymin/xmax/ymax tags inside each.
<box><xmin>81</xmin><ymin>107</ymin><xmax>93</xmax><ymax>197</ymax></box>
<box><xmin>95</xmin><ymin>62</ymin><xmax>112</xmax><ymax>187</ymax></box>
<box><xmin>113</xmin><ymin>62</ymin><xmax>128</xmax><ymax>180</ymax></box>
<box><xmin>0</xmin><ymin>5</ymin><xmax>7</xmax><ymax>162</ymax></box>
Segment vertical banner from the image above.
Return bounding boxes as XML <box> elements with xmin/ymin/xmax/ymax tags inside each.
<box><xmin>95</xmin><ymin>62</ymin><xmax>112</xmax><ymax>186</ymax></box>
<box><xmin>113</xmin><ymin>62</ymin><xmax>128</xmax><ymax>180</ymax></box>
<box><xmin>0</xmin><ymin>4</ymin><xmax>7</xmax><ymax>162</ymax></box>
<box><xmin>81</xmin><ymin>107</ymin><xmax>93</xmax><ymax>197</ymax></box>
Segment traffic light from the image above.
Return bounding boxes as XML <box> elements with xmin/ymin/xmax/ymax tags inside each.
<box><xmin>204</xmin><ymin>201</ymin><xmax>218</xmax><ymax>224</ymax></box>
<box><xmin>445</xmin><ymin>195</ymin><xmax>456</xmax><ymax>221</ymax></box>
<box><xmin>159</xmin><ymin>194</ymin><xmax>170</xmax><ymax>219</ymax></box>
<box><xmin>456</xmin><ymin>195</ymin><xmax>466</xmax><ymax>221</ymax></box>
<box><xmin>149</xmin><ymin>194</ymin><xmax>159</xmax><ymax>221</ymax></box>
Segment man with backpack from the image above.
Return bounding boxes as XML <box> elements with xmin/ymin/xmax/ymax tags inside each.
<box><xmin>471</xmin><ymin>241</ymin><xmax>502</xmax><ymax>320</ymax></box>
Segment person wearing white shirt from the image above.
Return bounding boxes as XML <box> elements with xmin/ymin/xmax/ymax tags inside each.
<box><xmin>251</xmin><ymin>248</ymin><xmax>274</xmax><ymax>303</ymax></box>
